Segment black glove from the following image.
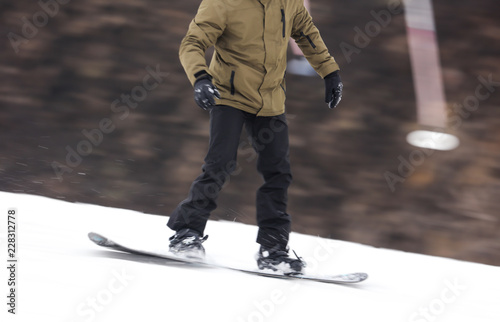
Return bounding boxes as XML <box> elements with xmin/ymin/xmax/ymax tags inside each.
<box><xmin>194</xmin><ymin>74</ymin><xmax>221</xmax><ymax>111</ymax></box>
<box><xmin>324</xmin><ymin>71</ymin><xmax>343</xmax><ymax>109</ymax></box>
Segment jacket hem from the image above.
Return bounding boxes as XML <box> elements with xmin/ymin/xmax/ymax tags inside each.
<box><xmin>216</xmin><ymin>99</ymin><xmax>285</xmax><ymax>117</ymax></box>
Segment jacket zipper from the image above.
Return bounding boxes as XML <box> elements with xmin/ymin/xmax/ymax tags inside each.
<box><xmin>300</xmin><ymin>31</ymin><xmax>316</xmax><ymax>49</ymax></box>
<box><xmin>280</xmin><ymin>72</ymin><xmax>286</xmax><ymax>93</ymax></box>
<box><xmin>281</xmin><ymin>9</ymin><xmax>286</xmax><ymax>38</ymax></box>
<box><xmin>230</xmin><ymin>70</ymin><xmax>235</xmax><ymax>95</ymax></box>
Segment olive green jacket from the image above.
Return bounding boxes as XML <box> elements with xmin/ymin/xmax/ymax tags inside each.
<box><xmin>179</xmin><ymin>0</ymin><xmax>340</xmax><ymax>116</ymax></box>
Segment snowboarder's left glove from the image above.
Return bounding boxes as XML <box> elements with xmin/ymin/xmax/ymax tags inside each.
<box><xmin>194</xmin><ymin>73</ymin><xmax>221</xmax><ymax>111</ymax></box>
<box><xmin>324</xmin><ymin>71</ymin><xmax>343</xmax><ymax>109</ymax></box>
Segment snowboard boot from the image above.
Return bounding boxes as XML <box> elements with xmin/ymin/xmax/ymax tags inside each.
<box><xmin>169</xmin><ymin>228</ymin><xmax>208</xmax><ymax>259</ymax></box>
<box><xmin>257</xmin><ymin>245</ymin><xmax>306</xmax><ymax>275</ymax></box>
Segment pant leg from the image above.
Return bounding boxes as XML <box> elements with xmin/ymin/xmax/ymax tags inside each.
<box><xmin>245</xmin><ymin>113</ymin><xmax>292</xmax><ymax>250</ymax></box>
<box><xmin>167</xmin><ymin>105</ymin><xmax>246</xmax><ymax>234</ymax></box>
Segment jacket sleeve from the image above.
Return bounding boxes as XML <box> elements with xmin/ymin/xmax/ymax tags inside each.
<box><xmin>291</xmin><ymin>3</ymin><xmax>339</xmax><ymax>78</ymax></box>
<box><xmin>179</xmin><ymin>0</ymin><xmax>227</xmax><ymax>86</ymax></box>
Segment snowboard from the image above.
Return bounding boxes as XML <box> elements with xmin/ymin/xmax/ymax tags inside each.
<box><xmin>88</xmin><ymin>232</ymin><xmax>368</xmax><ymax>284</ymax></box>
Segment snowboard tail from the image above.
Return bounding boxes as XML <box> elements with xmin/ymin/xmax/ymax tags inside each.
<box><xmin>88</xmin><ymin>232</ymin><xmax>368</xmax><ymax>284</ymax></box>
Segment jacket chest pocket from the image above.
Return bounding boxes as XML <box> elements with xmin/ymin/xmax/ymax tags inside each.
<box><xmin>262</xmin><ymin>6</ymin><xmax>288</xmax><ymax>41</ymax></box>
<box><xmin>280</xmin><ymin>9</ymin><xmax>286</xmax><ymax>38</ymax></box>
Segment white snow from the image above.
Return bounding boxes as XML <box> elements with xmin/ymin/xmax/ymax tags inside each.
<box><xmin>1</xmin><ymin>191</ymin><xmax>499</xmax><ymax>322</ymax></box>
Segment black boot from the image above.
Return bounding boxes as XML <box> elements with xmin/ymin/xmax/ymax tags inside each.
<box><xmin>169</xmin><ymin>228</ymin><xmax>208</xmax><ymax>259</ymax></box>
<box><xmin>257</xmin><ymin>245</ymin><xmax>306</xmax><ymax>275</ymax></box>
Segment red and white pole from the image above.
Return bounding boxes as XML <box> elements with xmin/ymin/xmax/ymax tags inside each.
<box><xmin>404</xmin><ymin>0</ymin><xmax>459</xmax><ymax>150</ymax></box>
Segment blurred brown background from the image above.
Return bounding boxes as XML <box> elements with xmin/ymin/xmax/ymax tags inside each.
<box><xmin>1</xmin><ymin>0</ymin><xmax>499</xmax><ymax>265</ymax></box>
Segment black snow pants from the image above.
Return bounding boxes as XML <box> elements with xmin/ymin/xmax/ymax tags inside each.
<box><xmin>167</xmin><ymin>105</ymin><xmax>292</xmax><ymax>250</ymax></box>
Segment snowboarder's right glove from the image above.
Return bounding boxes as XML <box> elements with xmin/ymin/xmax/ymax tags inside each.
<box><xmin>324</xmin><ymin>70</ymin><xmax>343</xmax><ymax>109</ymax></box>
<box><xmin>193</xmin><ymin>73</ymin><xmax>221</xmax><ymax>111</ymax></box>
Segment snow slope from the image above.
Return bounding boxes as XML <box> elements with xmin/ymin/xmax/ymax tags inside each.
<box><xmin>1</xmin><ymin>191</ymin><xmax>499</xmax><ymax>322</ymax></box>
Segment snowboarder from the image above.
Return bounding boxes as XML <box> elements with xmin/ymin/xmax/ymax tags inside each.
<box><xmin>167</xmin><ymin>0</ymin><xmax>343</xmax><ymax>274</ymax></box>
